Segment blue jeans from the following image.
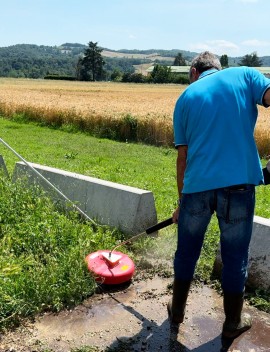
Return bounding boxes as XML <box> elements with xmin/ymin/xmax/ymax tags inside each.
<box><xmin>174</xmin><ymin>185</ymin><xmax>255</xmax><ymax>293</ymax></box>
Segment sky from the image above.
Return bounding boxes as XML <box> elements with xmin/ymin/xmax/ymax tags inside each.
<box><xmin>0</xmin><ymin>0</ymin><xmax>269</xmax><ymax>57</ymax></box>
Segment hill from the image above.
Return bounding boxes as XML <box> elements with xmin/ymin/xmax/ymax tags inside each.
<box><xmin>0</xmin><ymin>43</ymin><xmax>82</xmax><ymax>78</ymax></box>
<box><xmin>0</xmin><ymin>43</ymin><xmax>269</xmax><ymax>79</ymax></box>
<box><xmin>0</xmin><ymin>44</ymin><xmax>191</xmax><ymax>79</ymax></box>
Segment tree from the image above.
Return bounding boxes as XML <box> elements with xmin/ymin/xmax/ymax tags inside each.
<box><xmin>76</xmin><ymin>57</ymin><xmax>88</xmax><ymax>80</ymax></box>
<box><xmin>173</xmin><ymin>53</ymin><xmax>186</xmax><ymax>66</ymax></box>
<box><xmin>121</xmin><ymin>72</ymin><xmax>133</xmax><ymax>83</ymax></box>
<box><xmin>111</xmin><ymin>68</ymin><xmax>122</xmax><ymax>82</ymax></box>
<box><xmin>239</xmin><ymin>52</ymin><xmax>262</xmax><ymax>67</ymax></box>
<box><xmin>149</xmin><ymin>64</ymin><xmax>172</xmax><ymax>83</ymax></box>
<box><xmin>220</xmin><ymin>54</ymin><xmax>229</xmax><ymax>68</ymax></box>
<box><xmin>78</xmin><ymin>41</ymin><xmax>105</xmax><ymax>81</ymax></box>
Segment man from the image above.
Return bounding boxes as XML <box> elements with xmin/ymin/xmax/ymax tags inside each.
<box><xmin>169</xmin><ymin>51</ymin><xmax>270</xmax><ymax>339</ymax></box>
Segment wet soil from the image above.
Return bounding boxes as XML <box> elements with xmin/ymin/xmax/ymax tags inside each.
<box><xmin>0</xmin><ymin>273</ymin><xmax>269</xmax><ymax>352</ymax></box>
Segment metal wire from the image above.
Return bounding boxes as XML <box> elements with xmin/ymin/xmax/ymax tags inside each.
<box><xmin>0</xmin><ymin>137</ymin><xmax>98</xmax><ymax>227</ymax></box>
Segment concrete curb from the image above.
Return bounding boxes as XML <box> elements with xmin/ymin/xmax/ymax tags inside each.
<box><xmin>13</xmin><ymin>161</ymin><xmax>157</xmax><ymax>236</ymax></box>
<box><xmin>248</xmin><ymin>215</ymin><xmax>270</xmax><ymax>290</ymax></box>
<box><xmin>213</xmin><ymin>215</ymin><xmax>270</xmax><ymax>290</ymax></box>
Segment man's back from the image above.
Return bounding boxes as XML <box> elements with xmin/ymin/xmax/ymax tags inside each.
<box><xmin>173</xmin><ymin>66</ymin><xmax>269</xmax><ymax>193</ymax></box>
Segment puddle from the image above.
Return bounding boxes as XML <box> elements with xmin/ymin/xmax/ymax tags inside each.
<box><xmin>1</xmin><ymin>277</ymin><xmax>269</xmax><ymax>352</ymax></box>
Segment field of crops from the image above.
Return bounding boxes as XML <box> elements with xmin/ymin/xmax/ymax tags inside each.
<box><xmin>0</xmin><ymin>78</ymin><xmax>269</xmax><ymax>154</ymax></box>
<box><xmin>0</xmin><ymin>78</ymin><xmax>181</xmax><ymax>118</ymax></box>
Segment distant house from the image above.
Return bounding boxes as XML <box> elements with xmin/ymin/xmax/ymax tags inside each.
<box><xmin>146</xmin><ymin>65</ymin><xmax>189</xmax><ymax>75</ymax></box>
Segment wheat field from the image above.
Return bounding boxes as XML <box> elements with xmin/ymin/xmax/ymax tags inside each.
<box><xmin>0</xmin><ymin>78</ymin><xmax>269</xmax><ymax>154</ymax></box>
<box><xmin>0</xmin><ymin>78</ymin><xmax>181</xmax><ymax>118</ymax></box>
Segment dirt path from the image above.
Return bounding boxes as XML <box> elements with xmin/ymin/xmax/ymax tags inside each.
<box><xmin>0</xmin><ymin>274</ymin><xmax>269</xmax><ymax>352</ymax></box>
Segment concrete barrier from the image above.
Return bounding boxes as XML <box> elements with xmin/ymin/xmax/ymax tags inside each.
<box><xmin>0</xmin><ymin>155</ymin><xmax>9</xmax><ymax>178</ymax></box>
<box><xmin>13</xmin><ymin>162</ymin><xmax>157</xmax><ymax>235</ymax></box>
<box><xmin>213</xmin><ymin>215</ymin><xmax>270</xmax><ymax>291</ymax></box>
<box><xmin>247</xmin><ymin>216</ymin><xmax>270</xmax><ymax>290</ymax></box>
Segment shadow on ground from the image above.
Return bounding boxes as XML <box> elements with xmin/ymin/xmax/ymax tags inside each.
<box><xmin>105</xmin><ymin>292</ymin><xmax>235</xmax><ymax>352</ymax></box>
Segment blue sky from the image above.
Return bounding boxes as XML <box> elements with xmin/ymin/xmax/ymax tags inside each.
<box><xmin>1</xmin><ymin>0</ymin><xmax>269</xmax><ymax>57</ymax></box>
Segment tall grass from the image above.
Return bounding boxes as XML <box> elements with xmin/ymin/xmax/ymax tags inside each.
<box><xmin>0</xmin><ymin>103</ymin><xmax>175</xmax><ymax>147</ymax></box>
<box><xmin>0</xmin><ymin>176</ymin><xmax>125</xmax><ymax>330</ymax></box>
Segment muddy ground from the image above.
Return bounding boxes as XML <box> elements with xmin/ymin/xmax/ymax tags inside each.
<box><xmin>0</xmin><ymin>269</ymin><xmax>269</xmax><ymax>352</ymax></box>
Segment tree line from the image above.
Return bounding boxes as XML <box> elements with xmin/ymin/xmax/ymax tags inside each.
<box><xmin>0</xmin><ymin>42</ymin><xmax>267</xmax><ymax>83</ymax></box>
<box><xmin>0</xmin><ymin>44</ymin><xmax>79</xmax><ymax>78</ymax></box>
<box><xmin>77</xmin><ymin>42</ymin><xmax>265</xmax><ymax>84</ymax></box>
<box><xmin>220</xmin><ymin>53</ymin><xmax>263</xmax><ymax>68</ymax></box>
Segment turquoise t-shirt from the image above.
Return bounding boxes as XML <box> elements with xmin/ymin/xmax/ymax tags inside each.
<box><xmin>173</xmin><ymin>66</ymin><xmax>270</xmax><ymax>193</ymax></box>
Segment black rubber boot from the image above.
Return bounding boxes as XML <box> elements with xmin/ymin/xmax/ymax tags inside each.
<box><xmin>167</xmin><ymin>279</ymin><xmax>191</xmax><ymax>324</ymax></box>
<box><xmin>222</xmin><ymin>291</ymin><xmax>252</xmax><ymax>339</ymax></box>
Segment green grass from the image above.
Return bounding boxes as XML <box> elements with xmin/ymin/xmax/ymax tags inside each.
<box><xmin>0</xmin><ymin>116</ymin><xmax>269</xmax><ymax>332</ymax></box>
<box><xmin>0</xmin><ymin>117</ymin><xmax>177</xmax><ymax>219</ymax></box>
<box><xmin>0</xmin><ymin>177</ymin><xmax>127</xmax><ymax>330</ymax></box>
<box><xmin>1</xmin><ymin>117</ymin><xmax>269</xmax><ymax>219</ymax></box>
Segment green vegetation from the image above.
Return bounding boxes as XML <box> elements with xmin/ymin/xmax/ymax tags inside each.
<box><xmin>77</xmin><ymin>42</ymin><xmax>105</xmax><ymax>81</ymax></box>
<box><xmin>239</xmin><ymin>52</ymin><xmax>263</xmax><ymax>67</ymax></box>
<box><xmin>0</xmin><ymin>44</ymin><xmax>80</xmax><ymax>79</ymax></box>
<box><xmin>0</xmin><ymin>44</ymin><xmax>174</xmax><ymax>80</ymax></box>
<box><xmin>1</xmin><ymin>44</ymin><xmax>269</xmax><ymax>82</ymax></box>
<box><xmin>0</xmin><ymin>117</ymin><xmax>269</xmax><ymax>332</ymax></box>
<box><xmin>70</xmin><ymin>342</ymin><xmax>133</xmax><ymax>352</ymax></box>
<box><xmin>220</xmin><ymin>54</ymin><xmax>229</xmax><ymax>68</ymax></box>
<box><xmin>0</xmin><ymin>118</ymin><xmax>177</xmax><ymax>217</ymax></box>
<box><xmin>76</xmin><ymin>42</ymin><xmax>189</xmax><ymax>83</ymax></box>
<box><xmin>0</xmin><ymin>175</ymin><xmax>126</xmax><ymax>330</ymax></box>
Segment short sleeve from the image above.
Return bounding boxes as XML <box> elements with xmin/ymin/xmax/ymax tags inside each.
<box><xmin>248</xmin><ymin>67</ymin><xmax>270</xmax><ymax>106</ymax></box>
<box><xmin>173</xmin><ymin>98</ymin><xmax>187</xmax><ymax>148</ymax></box>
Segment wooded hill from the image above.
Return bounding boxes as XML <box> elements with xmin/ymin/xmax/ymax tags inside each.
<box><xmin>0</xmin><ymin>43</ymin><xmax>269</xmax><ymax>79</ymax></box>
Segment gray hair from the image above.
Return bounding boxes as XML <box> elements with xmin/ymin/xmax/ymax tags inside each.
<box><xmin>190</xmin><ymin>51</ymin><xmax>222</xmax><ymax>73</ymax></box>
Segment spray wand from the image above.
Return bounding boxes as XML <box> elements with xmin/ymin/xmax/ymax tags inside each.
<box><xmin>108</xmin><ymin>217</ymin><xmax>173</xmax><ymax>258</ymax></box>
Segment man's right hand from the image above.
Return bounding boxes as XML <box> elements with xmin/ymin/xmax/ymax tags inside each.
<box><xmin>172</xmin><ymin>206</ymin><xmax>180</xmax><ymax>224</ymax></box>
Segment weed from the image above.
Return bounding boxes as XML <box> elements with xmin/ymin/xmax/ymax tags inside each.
<box><xmin>64</xmin><ymin>151</ymin><xmax>78</xmax><ymax>160</ymax></box>
<box><xmin>246</xmin><ymin>288</ymin><xmax>270</xmax><ymax>313</ymax></box>
<box><xmin>71</xmin><ymin>346</ymin><xmax>100</xmax><ymax>352</ymax></box>
<box><xmin>10</xmin><ymin>112</ymin><xmax>30</xmax><ymax>123</ymax></box>
<box><xmin>120</xmin><ymin>114</ymin><xmax>138</xmax><ymax>141</ymax></box>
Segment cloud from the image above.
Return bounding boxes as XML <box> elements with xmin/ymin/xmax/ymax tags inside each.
<box><xmin>240</xmin><ymin>39</ymin><xmax>270</xmax><ymax>55</ymax></box>
<box><xmin>241</xmin><ymin>39</ymin><xmax>270</xmax><ymax>47</ymax></box>
<box><xmin>128</xmin><ymin>34</ymin><xmax>136</xmax><ymax>40</ymax></box>
<box><xmin>189</xmin><ymin>40</ymin><xmax>239</xmax><ymax>55</ymax></box>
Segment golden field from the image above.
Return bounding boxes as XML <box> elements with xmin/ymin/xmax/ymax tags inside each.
<box><xmin>0</xmin><ymin>78</ymin><xmax>181</xmax><ymax>118</ymax></box>
<box><xmin>0</xmin><ymin>78</ymin><xmax>269</xmax><ymax>155</ymax></box>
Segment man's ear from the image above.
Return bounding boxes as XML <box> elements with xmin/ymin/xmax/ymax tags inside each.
<box><xmin>191</xmin><ymin>67</ymin><xmax>196</xmax><ymax>76</ymax></box>
<box><xmin>190</xmin><ymin>67</ymin><xmax>200</xmax><ymax>83</ymax></box>
<box><xmin>192</xmin><ymin>67</ymin><xmax>200</xmax><ymax>80</ymax></box>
